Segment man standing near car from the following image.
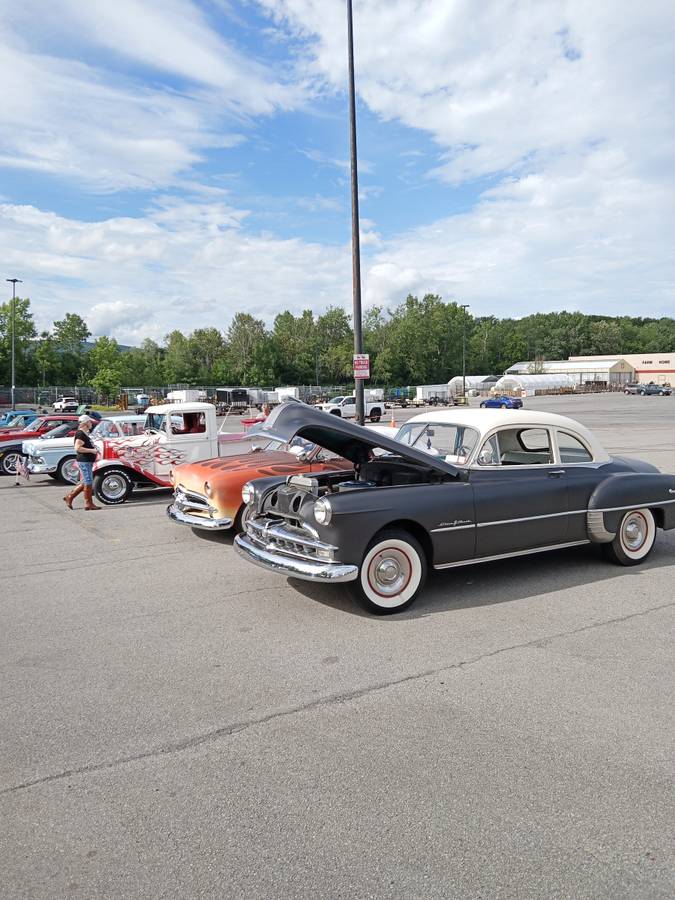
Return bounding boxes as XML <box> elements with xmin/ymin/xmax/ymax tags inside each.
<box><xmin>63</xmin><ymin>414</ymin><xmax>101</xmax><ymax>510</ymax></box>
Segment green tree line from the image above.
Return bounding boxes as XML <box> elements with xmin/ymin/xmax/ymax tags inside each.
<box><xmin>1</xmin><ymin>294</ymin><xmax>674</xmax><ymax>394</ymax></box>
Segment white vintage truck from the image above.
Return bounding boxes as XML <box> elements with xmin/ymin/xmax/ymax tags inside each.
<box><xmin>92</xmin><ymin>402</ymin><xmax>261</xmax><ymax>504</ymax></box>
<box><xmin>318</xmin><ymin>395</ymin><xmax>383</xmax><ymax>421</ymax></box>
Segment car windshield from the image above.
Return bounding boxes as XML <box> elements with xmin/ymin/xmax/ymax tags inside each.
<box><xmin>43</xmin><ymin>423</ymin><xmax>74</xmax><ymax>439</ymax></box>
<box><xmin>25</xmin><ymin>418</ymin><xmax>49</xmax><ymax>432</ymax></box>
<box><xmin>5</xmin><ymin>415</ymin><xmax>24</xmax><ymax>427</ymax></box>
<box><xmin>251</xmin><ymin>435</ymin><xmax>315</xmax><ymax>455</ymax></box>
<box><xmin>144</xmin><ymin>413</ymin><xmax>186</xmax><ymax>432</ymax></box>
<box><xmin>395</xmin><ymin>422</ymin><xmax>479</xmax><ymax>464</ymax></box>
<box><xmin>92</xmin><ymin>420</ymin><xmax>119</xmax><ymax>439</ymax></box>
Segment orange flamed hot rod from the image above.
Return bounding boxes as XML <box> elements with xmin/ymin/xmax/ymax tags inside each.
<box><xmin>167</xmin><ymin>433</ymin><xmax>351</xmax><ymax>533</ymax></box>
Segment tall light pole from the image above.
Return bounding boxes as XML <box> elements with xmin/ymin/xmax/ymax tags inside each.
<box><xmin>347</xmin><ymin>0</ymin><xmax>365</xmax><ymax>425</ymax></box>
<box><xmin>6</xmin><ymin>278</ymin><xmax>22</xmax><ymax>411</ymax></box>
<box><xmin>460</xmin><ymin>303</ymin><xmax>470</xmax><ymax>399</ymax></box>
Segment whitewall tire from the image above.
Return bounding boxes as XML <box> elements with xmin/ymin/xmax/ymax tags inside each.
<box><xmin>604</xmin><ymin>508</ymin><xmax>656</xmax><ymax>566</ymax></box>
<box><xmin>94</xmin><ymin>468</ymin><xmax>133</xmax><ymax>505</ymax></box>
<box><xmin>351</xmin><ymin>529</ymin><xmax>427</xmax><ymax>615</ymax></box>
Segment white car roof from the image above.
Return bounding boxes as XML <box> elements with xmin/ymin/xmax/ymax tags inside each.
<box><xmin>107</xmin><ymin>414</ymin><xmax>147</xmax><ymax>422</ymax></box>
<box><xmin>146</xmin><ymin>402</ymin><xmax>213</xmax><ymax>415</ymax></box>
<box><xmin>404</xmin><ymin>408</ymin><xmax>610</xmax><ymax>462</ymax></box>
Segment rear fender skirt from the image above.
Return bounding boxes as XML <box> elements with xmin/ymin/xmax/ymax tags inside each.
<box><xmin>587</xmin><ymin>473</ymin><xmax>675</xmax><ymax>541</ymax></box>
<box><xmin>586</xmin><ymin>510</ymin><xmax>615</xmax><ymax>543</ymax></box>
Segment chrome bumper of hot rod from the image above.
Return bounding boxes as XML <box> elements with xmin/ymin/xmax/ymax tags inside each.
<box><xmin>166</xmin><ymin>486</ymin><xmax>233</xmax><ymax>530</ymax></box>
<box><xmin>234</xmin><ymin>517</ymin><xmax>358</xmax><ymax>583</ymax></box>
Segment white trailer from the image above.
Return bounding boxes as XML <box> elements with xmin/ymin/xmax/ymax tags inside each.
<box><xmin>412</xmin><ymin>384</ymin><xmax>450</xmax><ymax>406</ymax></box>
<box><xmin>166</xmin><ymin>389</ymin><xmax>206</xmax><ymax>403</ymax></box>
<box><xmin>276</xmin><ymin>386</ymin><xmax>301</xmax><ymax>402</ymax></box>
<box><xmin>363</xmin><ymin>388</ymin><xmax>384</xmax><ymax>402</ymax></box>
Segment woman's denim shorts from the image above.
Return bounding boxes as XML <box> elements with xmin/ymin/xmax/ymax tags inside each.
<box><xmin>78</xmin><ymin>462</ymin><xmax>93</xmax><ymax>485</ymax></box>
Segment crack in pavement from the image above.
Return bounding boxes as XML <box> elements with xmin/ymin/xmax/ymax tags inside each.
<box><xmin>2</xmin><ymin>600</ymin><xmax>673</xmax><ymax>797</ymax></box>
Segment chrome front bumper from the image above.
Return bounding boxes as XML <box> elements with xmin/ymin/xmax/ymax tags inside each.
<box><xmin>27</xmin><ymin>460</ymin><xmax>57</xmax><ymax>474</ymax></box>
<box><xmin>166</xmin><ymin>503</ymin><xmax>233</xmax><ymax>530</ymax></box>
<box><xmin>234</xmin><ymin>531</ymin><xmax>358</xmax><ymax>583</ymax></box>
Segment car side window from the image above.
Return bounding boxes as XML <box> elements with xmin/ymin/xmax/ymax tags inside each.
<box><xmin>494</xmin><ymin>427</ymin><xmax>553</xmax><ymax>465</ymax></box>
<box><xmin>557</xmin><ymin>431</ymin><xmax>593</xmax><ymax>463</ymax></box>
<box><xmin>477</xmin><ymin>434</ymin><xmax>500</xmax><ymax>466</ymax></box>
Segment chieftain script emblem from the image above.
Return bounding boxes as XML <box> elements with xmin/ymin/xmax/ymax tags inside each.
<box><xmin>438</xmin><ymin>519</ymin><xmax>473</xmax><ymax>527</ymax></box>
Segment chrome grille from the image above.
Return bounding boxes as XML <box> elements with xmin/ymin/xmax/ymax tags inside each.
<box><xmin>247</xmin><ymin>517</ymin><xmax>336</xmax><ymax>561</ymax></box>
<box><xmin>174</xmin><ymin>485</ymin><xmax>212</xmax><ymax>516</ymax></box>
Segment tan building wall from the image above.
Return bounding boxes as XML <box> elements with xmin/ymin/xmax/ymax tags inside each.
<box><xmin>570</xmin><ymin>354</ymin><xmax>674</xmax><ymax>384</ymax></box>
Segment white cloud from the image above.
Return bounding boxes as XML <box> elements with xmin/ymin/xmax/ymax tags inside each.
<box><xmin>259</xmin><ymin>0</ymin><xmax>675</xmax><ymax>183</ymax></box>
<box><xmin>255</xmin><ymin>0</ymin><xmax>675</xmax><ymax>315</ymax></box>
<box><xmin>0</xmin><ymin>0</ymin><xmax>299</xmax><ymax>191</ymax></box>
<box><xmin>365</xmin><ymin>146</ymin><xmax>675</xmax><ymax>317</ymax></box>
<box><xmin>296</xmin><ymin>194</ymin><xmax>343</xmax><ymax>212</ymax></box>
<box><xmin>1</xmin><ymin>0</ymin><xmax>673</xmax><ymax>331</ymax></box>
<box><xmin>0</xmin><ymin>200</ymin><xmax>354</xmax><ymax>344</ymax></box>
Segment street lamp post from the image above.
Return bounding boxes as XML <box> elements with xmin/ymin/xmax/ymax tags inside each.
<box><xmin>6</xmin><ymin>278</ymin><xmax>22</xmax><ymax>412</ymax></box>
<box><xmin>346</xmin><ymin>0</ymin><xmax>365</xmax><ymax>425</ymax></box>
<box><xmin>460</xmin><ymin>303</ymin><xmax>470</xmax><ymax>399</ymax></box>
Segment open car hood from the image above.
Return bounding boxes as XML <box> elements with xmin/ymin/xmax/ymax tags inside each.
<box><xmin>259</xmin><ymin>402</ymin><xmax>460</xmax><ymax>476</ymax></box>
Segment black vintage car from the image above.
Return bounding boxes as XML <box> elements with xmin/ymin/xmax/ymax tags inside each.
<box><xmin>234</xmin><ymin>403</ymin><xmax>675</xmax><ymax>614</ymax></box>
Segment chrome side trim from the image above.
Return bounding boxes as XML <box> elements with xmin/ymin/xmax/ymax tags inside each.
<box><xmin>166</xmin><ymin>504</ymin><xmax>233</xmax><ymax>531</ymax></box>
<box><xmin>477</xmin><ymin>509</ymin><xmax>587</xmax><ymax>528</ymax></box>
<box><xmin>434</xmin><ymin>540</ymin><xmax>591</xmax><ymax>570</ymax></box>
<box><xmin>430</xmin><ymin>524</ymin><xmax>475</xmax><ymax>532</ymax></box>
<box><xmin>234</xmin><ymin>533</ymin><xmax>358</xmax><ymax>583</ymax></box>
<box><xmin>586</xmin><ymin>510</ymin><xmax>615</xmax><ymax>543</ymax></box>
<box><xmin>594</xmin><ymin>498</ymin><xmax>675</xmax><ymax>513</ymax></box>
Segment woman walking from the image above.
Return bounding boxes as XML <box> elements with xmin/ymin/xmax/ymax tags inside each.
<box><xmin>64</xmin><ymin>414</ymin><xmax>101</xmax><ymax>510</ymax></box>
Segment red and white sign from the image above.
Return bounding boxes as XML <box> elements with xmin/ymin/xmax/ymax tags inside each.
<box><xmin>353</xmin><ymin>353</ymin><xmax>370</xmax><ymax>380</ymax></box>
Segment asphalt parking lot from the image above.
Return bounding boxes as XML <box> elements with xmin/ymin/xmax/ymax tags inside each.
<box><xmin>1</xmin><ymin>393</ymin><xmax>674</xmax><ymax>899</ymax></box>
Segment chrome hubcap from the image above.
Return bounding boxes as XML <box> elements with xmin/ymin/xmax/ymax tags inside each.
<box><xmin>63</xmin><ymin>460</ymin><xmax>80</xmax><ymax>484</ymax></box>
<box><xmin>371</xmin><ymin>550</ymin><xmax>410</xmax><ymax>596</ymax></box>
<box><xmin>103</xmin><ymin>475</ymin><xmax>126</xmax><ymax>499</ymax></box>
<box><xmin>4</xmin><ymin>453</ymin><xmax>19</xmax><ymax>473</ymax></box>
<box><xmin>623</xmin><ymin>514</ymin><xmax>646</xmax><ymax>551</ymax></box>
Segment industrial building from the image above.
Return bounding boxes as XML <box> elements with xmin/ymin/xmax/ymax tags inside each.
<box><xmin>569</xmin><ymin>354</ymin><xmax>674</xmax><ymax>385</ymax></box>
<box><xmin>504</xmin><ymin>358</ymin><xmax>635</xmax><ymax>386</ymax></box>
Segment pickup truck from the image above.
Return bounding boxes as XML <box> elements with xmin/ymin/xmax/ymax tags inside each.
<box><xmin>623</xmin><ymin>382</ymin><xmax>672</xmax><ymax>396</ymax></box>
<box><xmin>318</xmin><ymin>395</ymin><xmax>383</xmax><ymax>421</ymax></box>
<box><xmin>92</xmin><ymin>402</ymin><xmax>262</xmax><ymax>504</ymax></box>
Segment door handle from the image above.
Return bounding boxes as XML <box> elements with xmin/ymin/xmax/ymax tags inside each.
<box><xmin>548</xmin><ymin>469</ymin><xmax>565</xmax><ymax>477</ymax></box>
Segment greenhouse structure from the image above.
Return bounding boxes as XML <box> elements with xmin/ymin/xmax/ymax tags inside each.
<box><xmin>493</xmin><ymin>374</ymin><xmax>578</xmax><ymax>396</ymax></box>
<box><xmin>447</xmin><ymin>375</ymin><xmax>499</xmax><ymax>395</ymax></box>
<box><xmin>504</xmin><ymin>358</ymin><xmax>635</xmax><ymax>385</ymax></box>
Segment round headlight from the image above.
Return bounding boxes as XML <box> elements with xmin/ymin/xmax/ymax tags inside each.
<box><xmin>241</xmin><ymin>482</ymin><xmax>255</xmax><ymax>505</ymax></box>
<box><xmin>314</xmin><ymin>497</ymin><xmax>332</xmax><ymax>526</ymax></box>
<box><xmin>204</xmin><ymin>480</ymin><xmax>213</xmax><ymax>498</ymax></box>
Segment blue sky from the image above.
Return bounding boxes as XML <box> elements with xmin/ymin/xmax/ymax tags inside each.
<box><xmin>1</xmin><ymin>0</ymin><xmax>674</xmax><ymax>344</ymax></box>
